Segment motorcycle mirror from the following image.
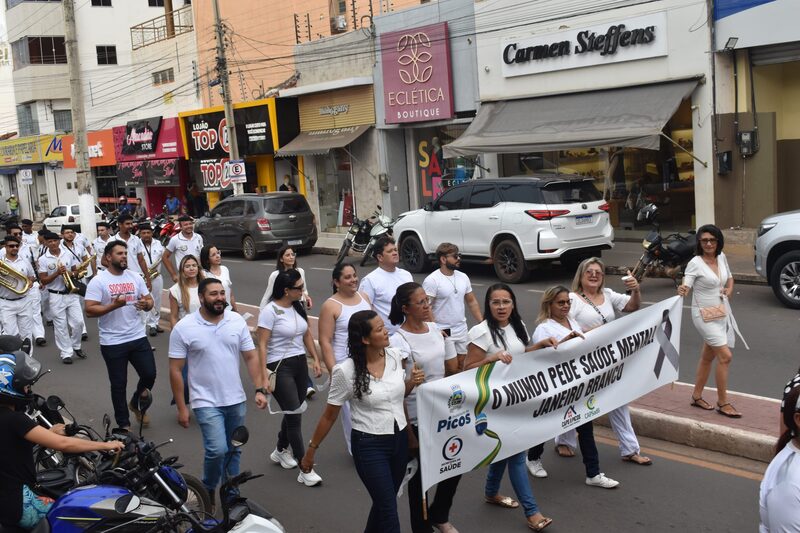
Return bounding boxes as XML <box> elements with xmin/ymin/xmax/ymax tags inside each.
<box><xmin>230</xmin><ymin>426</ymin><xmax>249</xmax><ymax>448</ymax></box>
<box><xmin>114</xmin><ymin>493</ymin><xmax>141</xmax><ymax>515</ymax></box>
<box><xmin>136</xmin><ymin>389</ymin><xmax>153</xmax><ymax>415</ymax></box>
<box><xmin>45</xmin><ymin>395</ymin><xmax>65</xmax><ymax>411</ymax></box>
<box><xmin>423</xmin><ymin>202</ymin><xmax>433</xmax><ymax>212</ymax></box>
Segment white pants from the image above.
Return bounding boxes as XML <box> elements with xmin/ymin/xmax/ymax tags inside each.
<box><xmin>555</xmin><ymin>404</ymin><xmax>640</xmax><ymax>457</ymax></box>
<box><xmin>143</xmin><ymin>275</ymin><xmax>163</xmax><ymax>328</ymax></box>
<box><xmin>40</xmin><ymin>286</ymin><xmax>53</xmax><ymax>322</ymax></box>
<box><xmin>25</xmin><ymin>284</ymin><xmax>45</xmax><ymax>339</ymax></box>
<box><xmin>49</xmin><ymin>292</ymin><xmax>84</xmax><ymax>359</ymax></box>
<box><xmin>0</xmin><ymin>296</ymin><xmax>32</xmax><ymax>341</ymax></box>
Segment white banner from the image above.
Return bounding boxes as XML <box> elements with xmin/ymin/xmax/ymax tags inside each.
<box><xmin>416</xmin><ymin>296</ymin><xmax>682</xmax><ymax>493</ymax></box>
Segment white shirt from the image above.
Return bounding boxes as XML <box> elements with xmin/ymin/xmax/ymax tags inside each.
<box><xmin>531</xmin><ymin>318</ymin><xmax>583</xmax><ymax>344</ymax></box>
<box><xmin>60</xmin><ymin>240</ymin><xmax>87</xmax><ymax>263</ymax></box>
<box><xmin>359</xmin><ymin>266</ymin><xmax>413</xmax><ymax>334</ymax></box>
<box><xmin>390</xmin><ymin>323</ymin><xmax>456</xmax><ymax>424</ymax></box>
<box><xmin>760</xmin><ymin>441</ymin><xmax>800</xmax><ymax>532</ymax></box>
<box><xmin>92</xmin><ymin>236</ymin><xmax>113</xmax><ymax>271</ymax></box>
<box><xmin>85</xmin><ymin>269</ymin><xmax>150</xmax><ymax>345</ymax></box>
<box><xmin>204</xmin><ymin>265</ymin><xmax>232</xmax><ymax>303</ymax></box>
<box><xmin>21</xmin><ymin>232</ymin><xmax>38</xmax><ymax>248</ymax></box>
<box><xmin>38</xmin><ymin>249</ymin><xmax>80</xmax><ymax>292</ymax></box>
<box><xmin>111</xmin><ymin>233</ymin><xmax>144</xmax><ymax>273</ymax></box>
<box><xmin>169</xmin><ymin>283</ymin><xmax>200</xmax><ymax>320</ymax></box>
<box><xmin>327</xmin><ymin>347</ymin><xmax>407</xmax><ymax>434</ymax></box>
<box><xmin>169</xmin><ymin>310</ymin><xmax>255</xmax><ymax>409</ymax></box>
<box><xmin>423</xmin><ymin>269</ymin><xmax>473</xmax><ymax>335</ymax></box>
<box><xmin>166</xmin><ymin>232</ymin><xmax>204</xmax><ymax>268</ymax></box>
<box><xmin>0</xmin><ymin>254</ymin><xmax>35</xmax><ymax>299</ymax></box>
<box><xmin>569</xmin><ymin>288</ymin><xmax>630</xmax><ymax>330</ymax></box>
<box><xmin>141</xmin><ymin>239</ymin><xmax>165</xmax><ymax>277</ymax></box>
<box><xmin>257</xmin><ymin>302</ymin><xmax>307</xmax><ymax>363</ymax></box>
<box><xmin>468</xmin><ymin>320</ymin><xmax>528</xmax><ymax>356</ymax></box>
<box><xmin>259</xmin><ymin>267</ymin><xmax>309</xmax><ymax>308</ymax></box>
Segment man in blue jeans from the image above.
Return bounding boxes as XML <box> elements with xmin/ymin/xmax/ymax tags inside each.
<box><xmin>168</xmin><ymin>278</ymin><xmax>267</xmax><ymax>511</ymax></box>
<box><xmin>85</xmin><ymin>241</ymin><xmax>156</xmax><ymax>430</ymax></box>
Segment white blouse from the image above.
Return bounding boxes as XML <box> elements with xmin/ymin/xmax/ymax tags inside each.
<box><xmin>327</xmin><ymin>347</ymin><xmax>407</xmax><ymax>435</ymax></box>
<box><xmin>531</xmin><ymin>318</ymin><xmax>583</xmax><ymax>344</ymax></box>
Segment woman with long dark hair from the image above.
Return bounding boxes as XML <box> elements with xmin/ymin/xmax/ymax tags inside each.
<box><xmin>257</xmin><ymin>269</ymin><xmax>322</xmax><ymax>486</ymax></box>
<box><xmin>317</xmin><ymin>263</ymin><xmax>372</xmax><ymax>453</ymax></box>
<box><xmin>199</xmin><ymin>244</ymin><xmax>237</xmax><ymax>312</ymax></box>
<box><xmin>388</xmin><ymin>282</ymin><xmax>460</xmax><ymax>533</ymax></box>
<box><xmin>301</xmin><ymin>310</ymin><xmax>424</xmax><ymax>533</ymax></box>
<box><xmin>465</xmin><ymin>283</ymin><xmax>555</xmax><ymax>531</ymax></box>
<box><xmin>760</xmin><ymin>385</ymin><xmax>800</xmax><ymax>531</ymax></box>
<box><xmin>259</xmin><ymin>245</ymin><xmax>312</xmax><ymax>309</ymax></box>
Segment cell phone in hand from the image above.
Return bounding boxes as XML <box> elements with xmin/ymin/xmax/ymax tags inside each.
<box><xmin>442</xmin><ymin>328</ymin><xmax>451</xmax><ymax>337</ymax></box>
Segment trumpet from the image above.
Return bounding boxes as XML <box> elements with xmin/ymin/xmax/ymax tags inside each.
<box><xmin>74</xmin><ymin>253</ymin><xmax>96</xmax><ymax>280</ymax></box>
<box><xmin>0</xmin><ymin>260</ymin><xmax>32</xmax><ymax>295</ymax></box>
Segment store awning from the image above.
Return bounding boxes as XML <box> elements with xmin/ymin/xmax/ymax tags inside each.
<box><xmin>443</xmin><ymin>79</ymin><xmax>699</xmax><ymax>158</ymax></box>
<box><xmin>276</xmin><ymin>125</ymin><xmax>371</xmax><ymax>157</ymax></box>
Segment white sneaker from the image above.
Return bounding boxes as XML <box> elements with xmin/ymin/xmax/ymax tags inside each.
<box><xmin>585</xmin><ymin>473</ymin><xmax>619</xmax><ymax>489</ymax></box>
<box><xmin>297</xmin><ymin>468</ymin><xmax>322</xmax><ymax>486</ymax></box>
<box><xmin>526</xmin><ymin>458</ymin><xmax>548</xmax><ymax>478</ymax></box>
<box><xmin>270</xmin><ymin>447</ymin><xmax>297</xmax><ymax>469</ymax></box>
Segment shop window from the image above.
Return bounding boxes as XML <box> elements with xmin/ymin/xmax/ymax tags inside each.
<box><xmin>435</xmin><ymin>185</ymin><xmax>469</xmax><ymax>211</ymax></box>
<box><xmin>53</xmin><ymin>109</ymin><xmax>72</xmax><ymax>132</ymax></box>
<box><xmin>315</xmin><ymin>148</ymin><xmax>354</xmax><ymax>231</ymax></box>
<box><xmin>468</xmin><ymin>184</ymin><xmax>499</xmax><ymax>209</ymax></box>
<box><xmin>416</xmin><ymin>124</ymin><xmax>477</xmax><ymax>205</ymax></box>
<box><xmin>96</xmin><ymin>45</ymin><xmax>117</xmax><ymax>65</ymax></box>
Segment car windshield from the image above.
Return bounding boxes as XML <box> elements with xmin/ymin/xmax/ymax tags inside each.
<box><xmin>541</xmin><ymin>181</ymin><xmax>602</xmax><ymax>204</ymax></box>
<box><xmin>263</xmin><ymin>197</ymin><xmax>309</xmax><ymax>214</ymax></box>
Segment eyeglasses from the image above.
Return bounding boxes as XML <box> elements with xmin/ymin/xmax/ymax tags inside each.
<box><xmin>412</xmin><ymin>297</ymin><xmax>432</xmax><ymax>307</ymax></box>
<box><xmin>554</xmin><ymin>299</ymin><xmax>571</xmax><ymax>306</ymax></box>
<box><xmin>700</xmin><ymin>238</ymin><xmax>718</xmax><ymax>245</ymax></box>
<box><xmin>490</xmin><ymin>299</ymin><xmax>513</xmax><ymax>307</ymax></box>
<box><xmin>585</xmin><ymin>270</ymin><xmax>604</xmax><ymax>276</ymax></box>
<box><xmin>290</xmin><ymin>284</ymin><xmax>305</xmax><ymax>291</ymax></box>
<box><xmin>5</xmin><ymin>244</ymin><xmax>19</xmax><ymax>248</ymax></box>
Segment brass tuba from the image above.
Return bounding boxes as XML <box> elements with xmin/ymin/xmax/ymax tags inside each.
<box><xmin>0</xmin><ymin>260</ymin><xmax>32</xmax><ymax>295</ymax></box>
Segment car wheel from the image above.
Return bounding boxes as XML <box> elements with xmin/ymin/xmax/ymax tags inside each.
<box><xmin>493</xmin><ymin>239</ymin><xmax>529</xmax><ymax>283</ymax></box>
<box><xmin>242</xmin><ymin>235</ymin><xmax>258</xmax><ymax>261</ymax></box>
<box><xmin>399</xmin><ymin>235</ymin><xmax>426</xmax><ymax>273</ymax></box>
<box><xmin>770</xmin><ymin>250</ymin><xmax>800</xmax><ymax>309</ymax></box>
<box><xmin>335</xmin><ymin>240</ymin><xmax>351</xmax><ymax>266</ymax></box>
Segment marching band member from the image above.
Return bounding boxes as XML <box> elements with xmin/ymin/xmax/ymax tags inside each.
<box><xmin>37</xmin><ymin>232</ymin><xmax>85</xmax><ymax>364</ymax></box>
<box><xmin>91</xmin><ymin>221</ymin><xmax>113</xmax><ymax>275</ymax></box>
<box><xmin>60</xmin><ymin>224</ymin><xmax>90</xmax><ymax>341</ymax></box>
<box><xmin>104</xmin><ymin>214</ymin><xmax>150</xmax><ymax>288</ymax></box>
<box><xmin>163</xmin><ymin>215</ymin><xmax>203</xmax><ymax>284</ymax></box>
<box><xmin>0</xmin><ymin>236</ymin><xmax>36</xmax><ymax>342</ymax></box>
<box><xmin>3</xmin><ymin>226</ymin><xmax>45</xmax><ymax>346</ymax></box>
<box><xmin>19</xmin><ymin>219</ymin><xmax>38</xmax><ymax>248</ymax></box>
<box><xmin>36</xmin><ymin>229</ymin><xmax>53</xmax><ymax>327</ymax></box>
<box><xmin>138</xmin><ymin>223</ymin><xmax>165</xmax><ymax>337</ymax></box>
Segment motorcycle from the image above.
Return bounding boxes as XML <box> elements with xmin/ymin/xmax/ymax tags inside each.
<box><xmin>158</xmin><ymin>211</ymin><xmax>180</xmax><ymax>246</ymax></box>
<box><xmin>630</xmin><ymin>203</ymin><xmax>697</xmax><ymax>285</ymax></box>
<box><xmin>335</xmin><ymin>205</ymin><xmax>395</xmax><ymax>267</ymax></box>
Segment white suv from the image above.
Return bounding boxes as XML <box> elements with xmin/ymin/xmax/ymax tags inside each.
<box><xmin>755</xmin><ymin>209</ymin><xmax>800</xmax><ymax>309</ymax></box>
<box><xmin>393</xmin><ymin>176</ymin><xmax>614</xmax><ymax>283</ymax></box>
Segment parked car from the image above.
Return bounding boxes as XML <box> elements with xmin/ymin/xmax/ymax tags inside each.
<box><xmin>43</xmin><ymin>204</ymin><xmax>107</xmax><ymax>232</ymax></box>
<box><xmin>194</xmin><ymin>192</ymin><xmax>318</xmax><ymax>260</ymax></box>
<box><xmin>754</xmin><ymin>209</ymin><xmax>800</xmax><ymax>309</ymax></box>
<box><xmin>393</xmin><ymin>176</ymin><xmax>614</xmax><ymax>283</ymax></box>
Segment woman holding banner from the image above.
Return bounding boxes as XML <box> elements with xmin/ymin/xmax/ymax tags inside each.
<box><xmin>526</xmin><ymin>285</ymin><xmax>620</xmax><ymax>489</ymax></box>
<box><xmin>388</xmin><ymin>282</ymin><xmax>460</xmax><ymax>533</ymax></box>
<box><xmin>553</xmin><ymin>258</ymin><xmax>652</xmax><ymax>467</ymax></box>
<box><xmin>465</xmin><ymin>283</ymin><xmax>556</xmax><ymax>531</ymax></box>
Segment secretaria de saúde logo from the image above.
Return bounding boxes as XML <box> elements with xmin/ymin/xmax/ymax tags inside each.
<box><xmin>442</xmin><ymin>436</ymin><xmax>463</xmax><ymax>460</ymax></box>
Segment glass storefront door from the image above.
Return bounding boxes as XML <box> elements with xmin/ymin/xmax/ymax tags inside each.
<box><xmin>413</xmin><ymin>124</ymin><xmax>477</xmax><ymax>206</ymax></box>
<box><xmin>315</xmin><ymin>147</ymin><xmax>355</xmax><ymax>232</ymax></box>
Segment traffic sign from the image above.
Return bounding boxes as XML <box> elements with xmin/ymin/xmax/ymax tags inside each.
<box><xmin>225</xmin><ymin>159</ymin><xmax>247</xmax><ymax>184</ymax></box>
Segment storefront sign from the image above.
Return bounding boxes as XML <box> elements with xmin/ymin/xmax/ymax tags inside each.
<box><xmin>117</xmin><ymin>161</ymin><xmax>145</xmax><ymax>187</ymax></box>
<box><xmin>113</xmin><ymin>118</ymin><xmax>184</xmax><ymax>162</ymax></box>
<box><xmin>190</xmin><ymin>158</ymin><xmax>233</xmax><ymax>192</ymax></box>
<box><xmin>501</xmin><ymin>12</ymin><xmax>668</xmax><ymax>77</ymax></box>
<box><xmin>122</xmin><ymin>116</ymin><xmax>162</xmax><ymax>155</ymax></box>
<box><xmin>182</xmin><ymin>105</ymin><xmax>273</xmax><ymax>160</ymax></box>
<box><xmin>381</xmin><ymin>22</ymin><xmax>454</xmax><ymax>124</ymax></box>
<box><xmin>226</xmin><ymin>159</ymin><xmax>247</xmax><ymax>184</ymax></box>
<box><xmin>144</xmin><ymin>159</ymin><xmax>179</xmax><ymax>187</ymax></box>
<box><xmin>319</xmin><ymin>104</ymin><xmax>349</xmax><ymax>116</ymax></box>
<box><xmin>62</xmin><ymin>130</ymin><xmax>116</xmax><ymax>168</ymax></box>
<box><xmin>0</xmin><ymin>134</ymin><xmax>63</xmax><ymax>166</ymax></box>
<box><xmin>298</xmin><ymin>86</ymin><xmax>375</xmax><ymax>131</ymax></box>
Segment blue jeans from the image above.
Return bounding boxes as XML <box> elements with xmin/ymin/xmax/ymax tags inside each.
<box><xmin>193</xmin><ymin>402</ymin><xmax>246</xmax><ymax>491</ymax></box>
<box><xmin>351</xmin><ymin>425</ymin><xmax>408</xmax><ymax>533</ymax></box>
<box><xmin>485</xmin><ymin>451</ymin><xmax>539</xmax><ymax>518</ymax></box>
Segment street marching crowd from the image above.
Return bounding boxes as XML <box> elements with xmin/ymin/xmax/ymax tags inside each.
<box><xmin>0</xmin><ymin>215</ymin><xmax>797</xmax><ymax>532</ymax></box>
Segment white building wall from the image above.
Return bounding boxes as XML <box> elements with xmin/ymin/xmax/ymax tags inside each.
<box><xmin>0</xmin><ymin>2</ymin><xmax>17</xmax><ymax>134</ymax></box>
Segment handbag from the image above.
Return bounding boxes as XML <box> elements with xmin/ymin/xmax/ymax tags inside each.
<box><xmin>265</xmin><ymin>357</ymin><xmax>282</xmax><ymax>393</ymax></box>
<box><xmin>699</xmin><ymin>303</ymin><xmax>727</xmax><ymax>322</ymax></box>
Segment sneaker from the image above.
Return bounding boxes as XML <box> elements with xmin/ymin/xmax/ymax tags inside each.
<box><xmin>129</xmin><ymin>400</ymin><xmax>151</xmax><ymax>428</ymax></box>
<box><xmin>297</xmin><ymin>468</ymin><xmax>322</xmax><ymax>486</ymax></box>
<box><xmin>148</xmin><ymin>326</ymin><xmax>158</xmax><ymax>337</ymax></box>
<box><xmin>270</xmin><ymin>447</ymin><xmax>297</xmax><ymax>469</ymax></box>
<box><xmin>74</xmin><ymin>349</ymin><xmax>87</xmax><ymax>359</ymax></box>
<box><xmin>62</xmin><ymin>356</ymin><xmax>73</xmax><ymax>365</ymax></box>
<box><xmin>586</xmin><ymin>473</ymin><xmax>619</xmax><ymax>489</ymax></box>
<box><xmin>306</xmin><ymin>386</ymin><xmax>316</xmax><ymax>399</ymax></box>
<box><xmin>526</xmin><ymin>458</ymin><xmax>548</xmax><ymax>478</ymax></box>
<box><xmin>206</xmin><ymin>489</ymin><xmax>216</xmax><ymax>517</ymax></box>
<box><xmin>35</xmin><ymin>337</ymin><xmax>47</xmax><ymax>346</ymax></box>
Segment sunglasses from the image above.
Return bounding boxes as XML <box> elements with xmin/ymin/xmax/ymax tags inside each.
<box><xmin>289</xmin><ymin>284</ymin><xmax>305</xmax><ymax>291</ymax></box>
<box><xmin>700</xmin><ymin>238</ymin><xmax>718</xmax><ymax>245</ymax></box>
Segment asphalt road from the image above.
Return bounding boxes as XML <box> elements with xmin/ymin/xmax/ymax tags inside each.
<box><xmin>23</xmin><ymin>250</ymin><xmax>779</xmax><ymax>532</ymax></box>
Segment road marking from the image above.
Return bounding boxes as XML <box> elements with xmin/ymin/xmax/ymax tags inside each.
<box><xmin>311</xmin><ymin>267</ymin><xmax>332</xmax><ymax>272</ymax></box>
<box><xmin>225</xmin><ymin>259</ymin><xmax>244</xmax><ymax>264</ymax></box>
<box><xmin>472</xmin><ymin>283</ymin><xmax>485</xmax><ymax>287</ymax></box>
<box><xmin>595</xmin><ymin>435</ymin><xmax>764</xmax><ymax>481</ymax></box>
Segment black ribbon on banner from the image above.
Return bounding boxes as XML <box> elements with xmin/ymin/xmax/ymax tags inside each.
<box><xmin>654</xmin><ymin>309</ymin><xmax>679</xmax><ymax>379</ymax></box>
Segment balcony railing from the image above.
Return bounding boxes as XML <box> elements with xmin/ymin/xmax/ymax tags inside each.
<box><xmin>130</xmin><ymin>4</ymin><xmax>193</xmax><ymax>51</ymax></box>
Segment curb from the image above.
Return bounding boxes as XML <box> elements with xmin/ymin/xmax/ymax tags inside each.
<box><xmin>595</xmin><ymin>407</ymin><xmax>774</xmax><ymax>463</ymax></box>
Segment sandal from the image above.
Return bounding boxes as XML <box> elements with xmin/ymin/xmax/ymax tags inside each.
<box><xmin>528</xmin><ymin>516</ymin><xmax>553</xmax><ymax>531</ymax></box>
<box><xmin>716</xmin><ymin>402</ymin><xmax>742</xmax><ymax>418</ymax></box>
<box><xmin>556</xmin><ymin>444</ymin><xmax>575</xmax><ymax>457</ymax></box>
<box><xmin>622</xmin><ymin>453</ymin><xmax>653</xmax><ymax>466</ymax></box>
<box><xmin>690</xmin><ymin>396</ymin><xmax>714</xmax><ymax>410</ymax></box>
<box><xmin>485</xmin><ymin>495</ymin><xmax>519</xmax><ymax>509</ymax></box>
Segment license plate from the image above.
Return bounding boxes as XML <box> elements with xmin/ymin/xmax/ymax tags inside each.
<box><xmin>288</xmin><ymin>239</ymin><xmax>303</xmax><ymax>245</ymax></box>
<box><xmin>575</xmin><ymin>215</ymin><xmax>592</xmax><ymax>226</ymax></box>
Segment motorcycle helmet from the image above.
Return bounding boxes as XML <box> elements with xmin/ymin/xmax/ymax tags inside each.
<box><xmin>0</xmin><ymin>335</ymin><xmax>42</xmax><ymax>407</ymax></box>
<box><xmin>637</xmin><ymin>203</ymin><xmax>658</xmax><ymax>223</ymax></box>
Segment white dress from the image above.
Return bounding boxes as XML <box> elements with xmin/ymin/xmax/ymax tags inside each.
<box><xmin>683</xmin><ymin>253</ymin><xmax>734</xmax><ymax>348</ymax></box>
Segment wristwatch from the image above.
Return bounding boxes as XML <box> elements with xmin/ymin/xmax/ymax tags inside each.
<box><xmin>255</xmin><ymin>387</ymin><xmax>269</xmax><ymax>396</ymax></box>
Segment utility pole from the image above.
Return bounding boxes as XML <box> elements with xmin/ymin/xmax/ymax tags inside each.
<box><xmin>212</xmin><ymin>0</ymin><xmax>243</xmax><ymax>195</ymax></box>
<box><xmin>63</xmin><ymin>0</ymin><xmax>96</xmax><ymax>240</ymax></box>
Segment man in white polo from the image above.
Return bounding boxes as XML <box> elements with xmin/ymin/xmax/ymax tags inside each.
<box><xmin>163</xmin><ymin>215</ymin><xmax>203</xmax><ymax>283</ymax></box>
<box><xmin>359</xmin><ymin>236</ymin><xmax>412</xmax><ymax>335</ymax></box>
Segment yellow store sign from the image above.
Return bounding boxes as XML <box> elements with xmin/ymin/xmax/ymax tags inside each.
<box><xmin>0</xmin><ymin>134</ymin><xmax>64</xmax><ymax>166</ymax></box>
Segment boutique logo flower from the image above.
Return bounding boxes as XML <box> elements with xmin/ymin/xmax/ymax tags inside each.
<box><xmin>397</xmin><ymin>31</ymin><xmax>433</xmax><ymax>84</ymax></box>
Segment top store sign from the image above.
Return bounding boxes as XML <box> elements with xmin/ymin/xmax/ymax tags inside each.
<box><xmin>501</xmin><ymin>12</ymin><xmax>668</xmax><ymax>78</ymax></box>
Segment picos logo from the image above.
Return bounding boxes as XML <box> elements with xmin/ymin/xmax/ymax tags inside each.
<box><xmin>447</xmin><ymin>384</ymin><xmax>465</xmax><ymax>411</ymax></box>
<box><xmin>562</xmin><ymin>404</ymin><xmax>582</xmax><ymax>428</ymax></box>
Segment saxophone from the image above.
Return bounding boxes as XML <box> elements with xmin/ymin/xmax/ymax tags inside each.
<box><xmin>146</xmin><ymin>257</ymin><xmax>162</xmax><ymax>280</ymax></box>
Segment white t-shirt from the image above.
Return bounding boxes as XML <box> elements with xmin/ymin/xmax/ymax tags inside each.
<box><xmin>390</xmin><ymin>323</ymin><xmax>456</xmax><ymax>424</ymax></box>
<box><xmin>259</xmin><ymin>267</ymin><xmax>309</xmax><ymax>308</ymax></box>
<box><xmin>168</xmin><ymin>310</ymin><xmax>256</xmax><ymax>409</ymax></box>
<box><xmin>166</xmin><ymin>232</ymin><xmax>204</xmax><ymax>268</ymax></box>
<box><xmin>257</xmin><ymin>302</ymin><xmax>308</xmax><ymax>363</ymax></box>
<box><xmin>468</xmin><ymin>320</ymin><xmax>528</xmax><ymax>357</ymax></box>
<box><xmin>21</xmin><ymin>232</ymin><xmax>38</xmax><ymax>248</ymax></box>
<box><xmin>204</xmin><ymin>265</ymin><xmax>233</xmax><ymax>303</ymax></box>
<box><xmin>359</xmin><ymin>266</ymin><xmax>413</xmax><ymax>334</ymax></box>
<box><xmin>531</xmin><ymin>318</ymin><xmax>583</xmax><ymax>344</ymax></box>
<box><xmin>569</xmin><ymin>289</ymin><xmax>630</xmax><ymax>330</ymax></box>
<box><xmin>760</xmin><ymin>440</ymin><xmax>800</xmax><ymax>533</ymax></box>
<box><xmin>327</xmin><ymin>347</ymin><xmax>407</xmax><ymax>434</ymax></box>
<box><xmin>169</xmin><ymin>284</ymin><xmax>200</xmax><ymax>320</ymax></box>
<box><xmin>38</xmin><ymin>249</ymin><xmax>80</xmax><ymax>292</ymax></box>
<box><xmin>110</xmin><ymin>233</ymin><xmax>144</xmax><ymax>273</ymax></box>
<box><xmin>422</xmin><ymin>269</ymin><xmax>472</xmax><ymax>335</ymax></box>
<box><xmin>85</xmin><ymin>269</ymin><xmax>150</xmax><ymax>345</ymax></box>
